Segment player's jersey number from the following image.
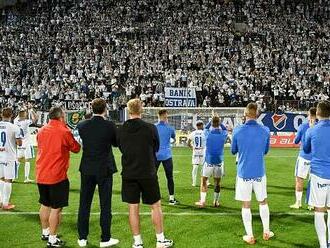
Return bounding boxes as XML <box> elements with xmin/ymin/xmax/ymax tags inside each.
<box><xmin>194</xmin><ymin>136</ymin><xmax>203</xmax><ymax>148</ymax></box>
<box><xmin>1</xmin><ymin>131</ymin><xmax>6</xmax><ymax>147</ymax></box>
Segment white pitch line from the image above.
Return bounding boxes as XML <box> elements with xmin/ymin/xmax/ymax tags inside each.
<box><xmin>0</xmin><ymin>211</ymin><xmax>314</xmax><ymax>216</ymax></box>
<box><xmin>171</xmin><ymin>155</ymin><xmax>296</xmax><ymax>158</ymax></box>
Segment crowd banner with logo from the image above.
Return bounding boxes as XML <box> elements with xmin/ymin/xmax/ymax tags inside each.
<box><xmin>164</xmin><ymin>87</ymin><xmax>197</xmax><ymax>107</ymax></box>
<box><xmin>35</xmin><ymin>110</ymin><xmax>86</xmax><ymax>129</ymax></box>
<box><xmin>66</xmin><ymin>111</ymin><xmax>86</xmax><ymax>129</ymax></box>
<box><xmin>258</xmin><ymin>112</ymin><xmax>307</xmax><ymax>132</ymax></box>
<box><xmin>64</xmin><ymin>100</ymin><xmax>91</xmax><ymax>110</ymax></box>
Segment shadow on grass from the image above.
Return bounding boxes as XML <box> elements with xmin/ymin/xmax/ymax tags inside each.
<box><xmin>164</xmin><ymin>202</ymin><xmax>241</xmax><ymax>213</ymax></box>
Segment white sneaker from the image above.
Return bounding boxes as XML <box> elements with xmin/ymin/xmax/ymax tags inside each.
<box><xmin>78</xmin><ymin>239</ymin><xmax>87</xmax><ymax>247</ymax></box>
<box><xmin>243</xmin><ymin>235</ymin><xmax>256</xmax><ymax>245</ymax></box>
<box><xmin>156</xmin><ymin>239</ymin><xmax>173</xmax><ymax>248</ymax></box>
<box><xmin>100</xmin><ymin>238</ymin><xmax>119</xmax><ymax>247</ymax></box>
<box><xmin>289</xmin><ymin>202</ymin><xmax>301</xmax><ymax>209</ymax></box>
<box><xmin>263</xmin><ymin>231</ymin><xmax>275</xmax><ymax>241</ymax></box>
<box><xmin>192</xmin><ymin>183</ymin><xmax>196</xmax><ymax>187</ymax></box>
<box><xmin>132</xmin><ymin>243</ymin><xmax>143</xmax><ymax>248</ymax></box>
<box><xmin>24</xmin><ymin>178</ymin><xmax>34</xmax><ymax>183</ymax></box>
<box><xmin>308</xmin><ymin>205</ymin><xmax>314</xmax><ymax>211</ymax></box>
<box><xmin>195</xmin><ymin>201</ymin><xmax>206</xmax><ymax>208</ymax></box>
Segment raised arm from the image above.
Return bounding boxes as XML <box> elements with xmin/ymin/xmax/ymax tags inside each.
<box><xmin>29</xmin><ymin>109</ymin><xmax>38</xmax><ymax>124</ymax></box>
<box><xmin>205</xmin><ymin>121</ymin><xmax>211</xmax><ymax>130</ymax></box>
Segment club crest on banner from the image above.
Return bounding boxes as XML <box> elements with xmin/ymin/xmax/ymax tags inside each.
<box><xmin>271</xmin><ymin>114</ymin><xmax>288</xmax><ymax>131</ymax></box>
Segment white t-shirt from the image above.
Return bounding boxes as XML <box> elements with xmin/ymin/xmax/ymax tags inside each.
<box><xmin>188</xmin><ymin>130</ymin><xmax>206</xmax><ymax>156</ymax></box>
<box><xmin>0</xmin><ymin>121</ymin><xmax>21</xmax><ymax>162</ymax></box>
<box><xmin>14</xmin><ymin>118</ymin><xmax>32</xmax><ymax>144</ymax></box>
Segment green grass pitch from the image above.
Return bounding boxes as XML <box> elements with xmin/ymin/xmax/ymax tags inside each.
<box><xmin>0</xmin><ymin>147</ymin><xmax>318</xmax><ymax>248</ymax></box>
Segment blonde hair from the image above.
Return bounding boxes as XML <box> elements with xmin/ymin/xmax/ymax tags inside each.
<box><xmin>127</xmin><ymin>99</ymin><xmax>143</xmax><ymax>115</ymax></box>
<box><xmin>245</xmin><ymin>102</ymin><xmax>258</xmax><ymax>118</ymax></box>
<box><xmin>18</xmin><ymin>110</ymin><xmax>27</xmax><ymax>118</ymax></box>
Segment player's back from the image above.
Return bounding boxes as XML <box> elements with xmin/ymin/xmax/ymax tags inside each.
<box><xmin>205</xmin><ymin>129</ymin><xmax>227</xmax><ymax>164</ymax></box>
<box><xmin>232</xmin><ymin>120</ymin><xmax>270</xmax><ymax>178</ymax></box>
<box><xmin>14</xmin><ymin>118</ymin><xmax>31</xmax><ymax>141</ymax></box>
<box><xmin>191</xmin><ymin>130</ymin><xmax>205</xmax><ymax>150</ymax></box>
<box><xmin>0</xmin><ymin>121</ymin><xmax>20</xmax><ymax>162</ymax></box>
<box><xmin>308</xmin><ymin>120</ymin><xmax>330</xmax><ymax>179</ymax></box>
<box><xmin>155</xmin><ymin>121</ymin><xmax>175</xmax><ymax>160</ymax></box>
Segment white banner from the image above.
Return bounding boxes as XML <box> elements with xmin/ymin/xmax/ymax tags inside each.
<box><xmin>164</xmin><ymin>87</ymin><xmax>197</xmax><ymax>107</ymax></box>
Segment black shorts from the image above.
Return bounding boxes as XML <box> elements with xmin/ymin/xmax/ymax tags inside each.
<box><xmin>122</xmin><ymin>177</ymin><xmax>161</xmax><ymax>205</ymax></box>
<box><xmin>37</xmin><ymin>179</ymin><xmax>70</xmax><ymax>209</ymax></box>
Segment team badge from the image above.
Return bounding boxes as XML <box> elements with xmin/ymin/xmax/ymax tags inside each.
<box><xmin>271</xmin><ymin>114</ymin><xmax>288</xmax><ymax>131</ymax></box>
<box><xmin>67</xmin><ymin>111</ymin><xmax>85</xmax><ymax>129</ymax></box>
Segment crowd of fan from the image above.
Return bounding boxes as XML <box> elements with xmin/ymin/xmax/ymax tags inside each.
<box><xmin>0</xmin><ymin>0</ymin><xmax>329</xmax><ymax>112</ymax></box>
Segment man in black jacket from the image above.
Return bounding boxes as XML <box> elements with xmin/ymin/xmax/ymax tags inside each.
<box><xmin>117</xmin><ymin>99</ymin><xmax>173</xmax><ymax>248</ymax></box>
<box><xmin>76</xmin><ymin>98</ymin><xmax>119</xmax><ymax>248</ymax></box>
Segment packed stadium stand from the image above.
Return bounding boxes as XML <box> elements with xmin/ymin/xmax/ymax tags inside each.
<box><xmin>0</xmin><ymin>0</ymin><xmax>329</xmax><ymax>112</ymax></box>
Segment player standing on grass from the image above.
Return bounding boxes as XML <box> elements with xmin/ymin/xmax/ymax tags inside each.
<box><xmin>155</xmin><ymin>109</ymin><xmax>179</xmax><ymax>205</ymax></box>
<box><xmin>14</xmin><ymin>105</ymin><xmax>38</xmax><ymax>183</ymax></box>
<box><xmin>231</xmin><ymin>103</ymin><xmax>274</xmax><ymax>245</ymax></box>
<box><xmin>195</xmin><ymin>116</ymin><xmax>227</xmax><ymax>208</ymax></box>
<box><xmin>304</xmin><ymin>101</ymin><xmax>330</xmax><ymax>248</ymax></box>
<box><xmin>117</xmin><ymin>99</ymin><xmax>173</xmax><ymax>248</ymax></box>
<box><xmin>187</xmin><ymin>120</ymin><xmax>205</xmax><ymax>187</ymax></box>
<box><xmin>36</xmin><ymin>107</ymin><xmax>80</xmax><ymax>248</ymax></box>
<box><xmin>0</xmin><ymin>107</ymin><xmax>22</xmax><ymax>210</ymax></box>
<box><xmin>290</xmin><ymin>107</ymin><xmax>316</xmax><ymax>209</ymax></box>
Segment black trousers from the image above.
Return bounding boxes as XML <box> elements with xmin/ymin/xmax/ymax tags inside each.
<box><xmin>156</xmin><ymin>158</ymin><xmax>174</xmax><ymax>195</ymax></box>
<box><xmin>77</xmin><ymin>174</ymin><xmax>113</xmax><ymax>242</ymax></box>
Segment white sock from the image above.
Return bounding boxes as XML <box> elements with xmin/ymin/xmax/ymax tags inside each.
<box><xmin>42</xmin><ymin>228</ymin><xmax>50</xmax><ymax>236</ymax></box>
<box><xmin>133</xmin><ymin>234</ymin><xmax>143</xmax><ymax>245</ymax></box>
<box><xmin>214</xmin><ymin>192</ymin><xmax>220</xmax><ymax>202</ymax></box>
<box><xmin>315</xmin><ymin>212</ymin><xmax>327</xmax><ymax>248</ymax></box>
<box><xmin>192</xmin><ymin>165</ymin><xmax>198</xmax><ymax>185</ymax></box>
<box><xmin>200</xmin><ymin>192</ymin><xmax>207</xmax><ymax>203</ymax></box>
<box><xmin>3</xmin><ymin>182</ymin><xmax>12</xmax><ymax>206</ymax></box>
<box><xmin>295</xmin><ymin>191</ymin><xmax>303</xmax><ymax>205</ymax></box>
<box><xmin>156</xmin><ymin>232</ymin><xmax>165</xmax><ymax>242</ymax></box>
<box><xmin>259</xmin><ymin>204</ymin><xmax>270</xmax><ymax>233</ymax></box>
<box><xmin>242</xmin><ymin>208</ymin><xmax>253</xmax><ymax>237</ymax></box>
<box><xmin>0</xmin><ymin>180</ymin><xmax>4</xmax><ymax>203</ymax></box>
<box><xmin>25</xmin><ymin>162</ymin><xmax>31</xmax><ymax>179</ymax></box>
<box><xmin>49</xmin><ymin>234</ymin><xmax>57</xmax><ymax>244</ymax></box>
<box><xmin>16</xmin><ymin>162</ymin><xmax>20</xmax><ymax>178</ymax></box>
<box><xmin>169</xmin><ymin>195</ymin><xmax>174</xmax><ymax>201</ymax></box>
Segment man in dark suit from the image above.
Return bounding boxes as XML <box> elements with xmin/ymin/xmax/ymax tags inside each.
<box><xmin>117</xmin><ymin>99</ymin><xmax>173</xmax><ymax>248</ymax></box>
<box><xmin>76</xmin><ymin>98</ymin><xmax>119</xmax><ymax>248</ymax></box>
